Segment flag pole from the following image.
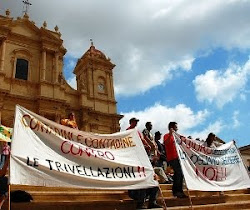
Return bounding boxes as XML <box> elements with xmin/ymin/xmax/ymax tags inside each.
<box><xmin>8</xmin><ymin>184</ymin><xmax>10</xmax><ymax>210</ymax></box>
<box><xmin>174</xmin><ymin>132</ymin><xmax>193</xmax><ymax>210</ymax></box>
<box><xmin>184</xmin><ymin>179</ymin><xmax>193</xmax><ymax>209</ymax></box>
<box><xmin>8</xmin><ymin>155</ymin><xmax>11</xmax><ymax>210</ymax></box>
<box><xmin>158</xmin><ymin>184</ymin><xmax>167</xmax><ymax>210</ymax></box>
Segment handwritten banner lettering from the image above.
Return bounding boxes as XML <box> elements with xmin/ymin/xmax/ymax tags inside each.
<box><xmin>174</xmin><ymin>133</ymin><xmax>250</xmax><ymax>191</ymax></box>
<box><xmin>10</xmin><ymin>105</ymin><xmax>157</xmax><ymax>189</ymax></box>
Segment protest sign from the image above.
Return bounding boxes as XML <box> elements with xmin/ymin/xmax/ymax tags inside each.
<box><xmin>10</xmin><ymin>105</ymin><xmax>158</xmax><ymax>189</ymax></box>
<box><xmin>174</xmin><ymin>133</ymin><xmax>250</xmax><ymax>191</ymax></box>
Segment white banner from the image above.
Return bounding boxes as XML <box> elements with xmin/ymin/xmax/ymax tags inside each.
<box><xmin>174</xmin><ymin>133</ymin><xmax>250</xmax><ymax>191</ymax></box>
<box><xmin>10</xmin><ymin>105</ymin><xmax>158</xmax><ymax>189</ymax></box>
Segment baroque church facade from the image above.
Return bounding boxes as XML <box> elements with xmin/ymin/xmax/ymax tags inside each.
<box><xmin>0</xmin><ymin>10</ymin><xmax>122</xmax><ymax>133</ymax></box>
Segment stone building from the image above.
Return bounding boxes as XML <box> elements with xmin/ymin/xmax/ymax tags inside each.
<box><xmin>239</xmin><ymin>144</ymin><xmax>250</xmax><ymax>170</ymax></box>
<box><xmin>0</xmin><ymin>10</ymin><xmax>122</xmax><ymax>133</ymax></box>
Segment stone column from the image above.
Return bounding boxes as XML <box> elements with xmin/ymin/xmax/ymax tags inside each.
<box><xmin>54</xmin><ymin>52</ymin><xmax>59</xmax><ymax>83</ymax></box>
<box><xmin>41</xmin><ymin>49</ymin><xmax>46</xmax><ymax>80</ymax></box>
<box><xmin>109</xmin><ymin>72</ymin><xmax>115</xmax><ymax>98</ymax></box>
<box><xmin>106</xmin><ymin>71</ymin><xmax>111</xmax><ymax>98</ymax></box>
<box><xmin>0</xmin><ymin>39</ymin><xmax>6</xmax><ymax>72</ymax></box>
<box><xmin>0</xmin><ymin>100</ymin><xmax>3</xmax><ymax>124</ymax></box>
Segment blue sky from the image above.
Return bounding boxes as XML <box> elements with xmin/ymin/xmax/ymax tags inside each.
<box><xmin>2</xmin><ymin>0</ymin><xmax>250</xmax><ymax>147</ymax></box>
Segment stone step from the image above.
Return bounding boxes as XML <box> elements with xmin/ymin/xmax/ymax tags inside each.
<box><xmin>158</xmin><ymin>194</ymin><xmax>250</xmax><ymax>207</ymax></box>
<box><xmin>2</xmin><ymin>184</ymin><xmax>249</xmax><ymax>210</ymax></box>
<box><xmin>159</xmin><ymin>184</ymin><xmax>250</xmax><ymax>194</ymax></box>
<box><xmin>10</xmin><ymin>185</ymin><xmax>130</xmax><ymax>202</ymax></box>
<box><xmin>167</xmin><ymin>200</ymin><xmax>250</xmax><ymax>210</ymax></box>
<box><xmin>1</xmin><ymin>185</ymin><xmax>136</xmax><ymax>210</ymax></box>
<box><xmin>2</xmin><ymin>200</ymin><xmax>136</xmax><ymax>210</ymax></box>
<box><xmin>161</xmin><ymin>188</ymin><xmax>250</xmax><ymax>197</ymax></box>
<box><xmin>30</xmin><ymin>192</ymin><xmax>129</xmax><ymax>202</ymax></box>
<box><xmin>10</xmin><ymin>185</ymin><xmax>126</xmax><ymax>193</ymax></box>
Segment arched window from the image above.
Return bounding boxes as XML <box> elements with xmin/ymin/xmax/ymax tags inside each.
<box><xmin>15</xmin><ymin>58</ymin><xmax>28</xmax><ymax>80</ymax></box>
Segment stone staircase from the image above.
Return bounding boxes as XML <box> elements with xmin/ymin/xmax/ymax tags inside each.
<box><xmin>158</xmin><ymin>184</ymin><xmax>250</xmax><ymax>209</ymax></box>
<box><xmin>2</xmin><ymin>185</ymin><xmax>136</xmax><ymax>210</ymax></box>
<box><xmin>2</xmin><ymin>184</ymin><xmax>250</xmax><ymax>209</ymax></box>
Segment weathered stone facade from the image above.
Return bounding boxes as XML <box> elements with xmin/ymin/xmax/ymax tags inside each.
<box><xmin>0</xmin><ymin>10</ymin><xmax>122</xmax><ymax>133</ymax></box>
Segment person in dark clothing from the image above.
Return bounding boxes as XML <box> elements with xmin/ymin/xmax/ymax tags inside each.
<box><xmin>127</xmin><ymin>118</ymin><xmax>162</xmax><ymax>209</ymax></box>
<box><xmin>0</xmin><ymin>155</ymin><xmax>9</xmax><ymax>209</ymax></box>
<box><xmin>164</xmin><ymin>122</ymin><xmax>187</xmax><ymax>198</ymax></box>
<box><xmin>153</xmin><ymin>131</ymin><xmax>170</xmax><ymax>184</ymax></box>
<box><xmin>154</xmin><ymin>131</ymin><xmax>166</xmax><ymax>168</ymax></box>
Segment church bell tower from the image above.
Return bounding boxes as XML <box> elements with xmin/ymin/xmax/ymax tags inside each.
<box><xmin>73</xmin><ymin>42</ymin><xmax>121</xmax><ymax>133</ymax></box>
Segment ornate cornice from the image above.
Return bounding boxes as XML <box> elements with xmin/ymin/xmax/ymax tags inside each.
<box><xmin>85</xmin><ymin>94</ymin><xmax>117</xmax><ymax>104</ymax></box>
<box><xmin>8</xmin><ymin>33</ymin><xmax>41</xmax><ymax>49</ymax></box>
<box><xmin>0</xmin><ymin>90</ymin><xmax>35</xmax><ymax>101</ymax></box>
<box><xmin>87</xmin><ymin>109</ymin><xmax>123</xmax><ymax>119</ymax></box>
<box><xmin>36</xmin><ymin>96</ymin><xmax>66</xmax><ymax>104</ymax></box>
<box><xmin>3</xmin><ymin>76</ymin><xmax>38</xmax><ymax>88</ymax></box>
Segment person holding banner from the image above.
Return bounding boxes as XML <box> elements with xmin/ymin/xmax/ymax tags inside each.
<box><xmin>142</xmin><ymin>122</ymin><xmax>157</xmax><ymax>158</ymax></box>
<box><xmin>0</xmin><ymin>155</ymin><xmax>9</xmax><ymax>209</ymax></box>
<box><xmin>127</xmin><ymin>118</ymin><xmax>151</xmax><ymax>153</ymax></box>
<box><xmin>164</xmin><ymin>122</ymin><xmax>187</xmax><ymax>198</ymax></box>
<box><xmin>61</xmin><ymin>112</ymin><xmax>78</xmax><ymax>129</ymax></box>
<box><xmin>203</xmin><ymin>133</ymin><xmax>223</xmax><ymax>148</ymax></box>
<box><xmin>127</xmin><ymin>118</ymin><xmax>162</xmax><ymax>209</ymax></box>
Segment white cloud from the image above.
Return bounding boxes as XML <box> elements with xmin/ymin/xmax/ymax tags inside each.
<box><xmin>2</xmin><ymin>0</ymin><xmax>250</xmax><ymax>96</ymax></box>
<box><xmin>114</xmin><ymin>49</ymin><xmax>194</xmax><ymax>95</ymax></box>
<box><xmin>193</xmin><ymin>59</ymin><xmax>250</xmax><ymax>108</ymax></box>
<box><xmin>232</xmin><ymin>110</ymin><xmax>240</xmax><ymax>128</ymax></box>
<box><xmin>188</xmin><ymin>121</ymin><xmax>225</xmax><ymax>141</ymax></box>
<box><xmin>120</xmin><ymin>103</ymin><xmax>209</xmax><ymax>137</ymax></box>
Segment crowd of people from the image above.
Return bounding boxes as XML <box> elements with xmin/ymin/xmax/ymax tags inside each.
<box><xmin>0</xmin><ymin>112</ymin><xmax>227</xmax><ymax>210</ymax></box>
<box><xmin>125</xmin><ymin>117</ymin><xmax>226</xmax><ymax>209</ymax></box>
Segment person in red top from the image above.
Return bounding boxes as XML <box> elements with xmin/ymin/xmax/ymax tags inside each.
<box><xmin>164</xmin><ymin>122</ymin><xmax>187</xmax><ymax>198</ymax></box>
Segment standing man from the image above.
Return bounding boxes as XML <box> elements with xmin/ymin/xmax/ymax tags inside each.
<box><xmin>142</xmin><ymin>122</ymin><xmax>158</xmax><ymax>160</ymax></box>
<box><xmin>164</xmin><ymin>122</ymin><xmax>187</xmax><ymax>198</ymax></box>
<box><xmin>127</xmin><ymin>118</ymin><xmax>161</xmax><ymax>209</ymax></box>
<box><xmin>154</xmin><ymin>131</ymin><xmax>170</xmax><ymax>184</ymax></box>
<box><xmin>127</xmin><ymin>118</ymin><xmax>151</xmax><ymax>152</ymax></box>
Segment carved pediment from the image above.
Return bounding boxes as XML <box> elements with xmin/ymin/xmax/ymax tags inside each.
<box><xmin>0</xmin><ymin>15</ymin><xmax>13</xmax><ymax>26</ymax></box>
<box><xmin>40</xmin><ymin>27</ymin><xmax>62</xmax><ymax>44</ymax></box>
<box><xmin>2</xmin><ymin>16</ymin><xmax>63</xmax><ymax>45</ymax></box>
<box><xmin>10</xmin><ymin>18</ymin><xmax>41</xmax><ymax>41</ymax></box>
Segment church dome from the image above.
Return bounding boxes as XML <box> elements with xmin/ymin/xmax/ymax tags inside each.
<box><xmin>81</xmin><ymin>45</ymin><xmax>108</xmax><ymax>61</ymax></box>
